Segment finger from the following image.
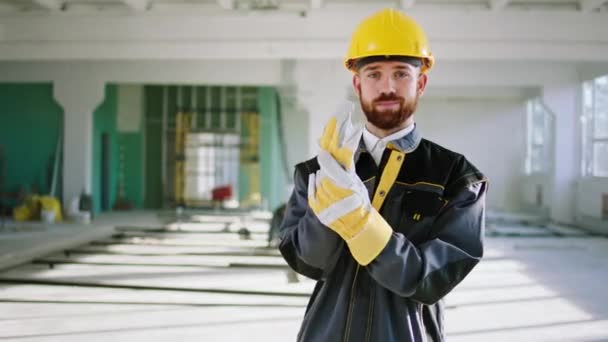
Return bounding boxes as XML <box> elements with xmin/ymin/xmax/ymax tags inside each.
<box><xmin>316</xmin><ymin>171</ymin><xmax>341</xmax><ymax>204</ymax></box>
<box><xmin>335</xmin><ymin>113</ymin><xmax>349</xmax><ymax>147</ymax></box>
<box><xmin>318</xmin><ymin>151</ymin><xmax>351</xmax><ymax>187</ymax></box>
<box><xmin>319</xmin><ymin>117</ymin><xmax>337</xmax><ymax>152</ymax></box>
<box><xmin>310</xmin><ymin>171</ymin><xmax>331</xmax><ymax>212</ymax></box>
<box><xmin>330</xmin><ymin>116</ymin><xmax>341</xmax><ymax>154</ymax></box>
<box><xmin>318</xmin><ymin>193</ymin><xmax>365</xmax><ymax>226</ymax></box>
<box><xmin>315</xmin><ymin>179</ymin><xmax>332</xmax><ymax>206</ymax></box>
<box><xmin>307</xmin><ymin>172</ymin><xmax>316</xmax><ymax>203</ymax></box>
<box><xmin>334</xmin><ymin>147</ymin><xmax>353</xmax><ymax>170</ymax></box>
<box><xmin>320</xmin><ymin>177</ymin><xmax>353</xmax><ymax>200</ymax></box>
<box><xmin>316</xmin><ymin>169</ymin><xmax>323</xmax><ymax>191</ymax></box>
<box><xmin>343</xmin><ymin>122</ymin><xmax>363</xmax><ymax>150</ymax></box>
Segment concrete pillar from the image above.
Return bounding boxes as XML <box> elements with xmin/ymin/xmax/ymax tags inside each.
<box><xmin>278</xmin><ymin>60</ymin><xmax>310</xmax><ymax>167</ymax></box>
<box><xmin>291</xmin><ymin>61</ymin><xmax>352</xmax><ymax>159</ymax></box>
<box><xmin>542</xmin><ymin>83</ymin><xmax>581</xmax><ymax>225</ymax></box>
<box><xmin>53</xmin><ymin>77</ymin><xmax>105</xmax><ymax>210</ymax></box>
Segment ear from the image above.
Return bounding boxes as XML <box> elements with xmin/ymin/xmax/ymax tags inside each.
<box><xmin>352</xmin><ymin>74</ymin><xmax>362</xmax><ymax>98</ymax></box>
<box><xmin>417</xmin><ymin>73</ymin><xmax>428</xmax><ymax>96</ymax></box>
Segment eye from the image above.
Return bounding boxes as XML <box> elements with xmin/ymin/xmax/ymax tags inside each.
<box><xmin>367</xmin><ymin>72</ymin><xmax>380</xmax><ymax>79</ymax></box>
<box><xmin>394</xmin><ymin>70</ymin><xmax>409</xmax><ymax>79</ymax></box>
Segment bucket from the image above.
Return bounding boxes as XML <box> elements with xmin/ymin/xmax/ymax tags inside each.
<box><xmin>73</xmin><ymin>212</ymin><xmax>91</xmax><ymax>225</ymax></box>
<box><xmin>41</xmin><ymin>209</ymin><xmax>56</xmax><ymax>224</ymax></box>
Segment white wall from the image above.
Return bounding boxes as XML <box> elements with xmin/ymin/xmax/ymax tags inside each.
<box><xmin>280</xmin><ymin>95</ymin><xmax>309</xmax><ymax>171</ymax></box>
<box><xmin>576</xmin><ymin>178</ymin><xmax>608</xmax><ymax>232</ymax></box>
<box><xmin>290</xmin><ymin>60</ymin><xmax>352</xmax><ymax>159</ymax></box>
<box><xmin>520</xmin><ymin>174</ymin><xmax>551</xmax><ymax>215</ymax></box>
<box><xmin>577</xmin><ymin>178</ymin><xmax>608</xmax><ymax>218</ymax></box>
<box><xmin>543</xmin><ymin>83</ymin><xmax>580</xmax><ymax>225</ymax></box>
<box><xmin>415</xmin><ymin>99</ymin><xmax>527</xmax><ymax>212</ymax></box>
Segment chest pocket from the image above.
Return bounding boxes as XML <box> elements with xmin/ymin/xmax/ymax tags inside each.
<box><xmin>384</xmin><ymin>186</ymin><xmax>446</xmax><ymax>244</ymax></box>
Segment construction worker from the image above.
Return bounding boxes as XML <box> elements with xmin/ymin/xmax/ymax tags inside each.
<box><xmin>279</xmin><ymin>8</ymin><xmax>488</xmax><ymax>342</ymax></box>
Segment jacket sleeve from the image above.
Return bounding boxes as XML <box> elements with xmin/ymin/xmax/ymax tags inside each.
<box><xmin>278</xmin><ymin>161</ymin><xmax>345</xmax><ymax>280</ymax></box>
<box><xmin>366</xmin><ymin>179</ymin><xmax>487</xmax><ymax>305</ymax></box>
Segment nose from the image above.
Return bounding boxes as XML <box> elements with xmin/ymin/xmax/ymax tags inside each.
<box><xmin>378</xmin><ymin>75</ymin><xmax>396</xmax><ymax>96</ymax></box>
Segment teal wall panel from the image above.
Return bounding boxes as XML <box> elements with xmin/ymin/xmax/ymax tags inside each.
<box><xmin>92</xmin><ymin>85</ymin><xmax>119</xmax><ymax>214</ymax></box>
<box><xmin>118</xmin><ymin>133</ymin><xmax>144</xmax><ymax>209</ymax></box>
<box><xmin>0</xmin><ymin>83</ymin><xmax>63</xmax><ymax>206</ymax></box>
<box><xmin>0</xmin><ymin>83</ymin><xmax>147</xmax><ymax>214</ymax></box>
<box><xmin>258</xmin><ymin>87</ymin><xmax>288</xmax><ymax>211</ymax></box>
<box><xmin>144</xmin><ymin>85</ymin><xmax>164</xmax><ymax>209</ymax></box>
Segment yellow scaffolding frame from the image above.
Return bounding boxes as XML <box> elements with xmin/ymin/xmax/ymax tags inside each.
<box><xmin>174</xmin><ymin>111</ymin><xmax>190</xmax><ymax>206</ymax></box>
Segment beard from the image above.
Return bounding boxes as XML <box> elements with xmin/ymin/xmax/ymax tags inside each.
<box><xmin>360</xmin><ymin>93</ymin><xmax>419</xmax><ymax>130</ymax></box>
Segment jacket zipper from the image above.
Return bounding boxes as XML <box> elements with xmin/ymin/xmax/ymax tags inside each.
<box><xmin>342</xmin><ymin>265</ymin><xmax>360</xmax><ymax>342</ymax></box>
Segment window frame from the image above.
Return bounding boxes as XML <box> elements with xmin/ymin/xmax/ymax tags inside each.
<box><xmin>582</xmin><ymin>75</ymin><xmax>608</xmax><ymax>178</ymax></box>
<box><xmin>525</xmin><ymin>97</ymin><xmax>552</xmax><ymax>175</ymax></box>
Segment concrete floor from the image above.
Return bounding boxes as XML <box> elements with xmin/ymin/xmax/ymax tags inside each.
<box><xmin>0</xmin><ymin>211</ymin><xmax>607</xmax><ymax>341</ymax></box>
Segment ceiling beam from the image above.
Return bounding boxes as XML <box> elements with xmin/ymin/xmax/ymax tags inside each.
<box><xmin>217</xmin><ymin>0</ymin><xmax>235</xmax><ymax>10</ymax></box>
<box><xmin>1</xmin><ymin>11</ymin><xmax>607</xmax><ymax>63</ymax></box>
<box><xmin>0</xmin><ymin>3</ymin><xmax>17</xmax><ymax>12</ymax></box>
<box><xmin>311</xmin><ymin>0</ymin><xmax>324</xmax><ymax>10</ymax></box>
<box><xmin>0</xmin><ymin>61</ymin><xmax>283</xmax><ymax>86</ymax></box>
<box><xmin>579</xmin><ymin>0</ymin><xmax>605</xmax><ymax>12</ymax></box>
<box><xmin>489</xmin><ymin>0</ymin><xmax>510</xmax><ymax>11</ymax></box>
<box><xmin>32</xmin><ymin>0</ymin><xmax>63</xmax><ymax>11</ymax></box>
<box><xmin>400</xmin><ymin>0</ymin><xmax>416</xmax><ymax>9</ymax></box>
<box><xmin>2</xmin><ymin>10</ymin><xmax>606</xmax><ymax>42</ymax></box>
<box><xmin>121</xmin><ymin>0</ymin><xmax>150</xmax><ymax>11</ymax></box>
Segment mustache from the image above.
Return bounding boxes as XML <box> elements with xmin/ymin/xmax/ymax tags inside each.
<box><xmin>373</xmin><ymin>94</ymin><xmax>404</xmax><ymax>103</ymax></box>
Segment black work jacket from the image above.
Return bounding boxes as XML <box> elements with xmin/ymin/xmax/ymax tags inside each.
<box><xmin>279</xmin><ymin>125</ymin><xmax>488</xmax><ymax>342</ymax></box>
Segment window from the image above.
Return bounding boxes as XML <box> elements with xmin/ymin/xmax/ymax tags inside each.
<box><xmin>582</xmin><ymin>75</ymin><xmax>608</xmax><ymax>177</ymax></box>
<box><xmin>525</xmin><ymin>98</ymin><xmax>553</xmax><ymax>174</ymax></box>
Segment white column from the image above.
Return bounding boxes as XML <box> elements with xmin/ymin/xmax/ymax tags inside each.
<box><xmin>542</xmin><ymin>83</ymin><xmax>581</xmax><ymax>225</ymax></box>
<box><xmin>300</xmin><ymin>89</ymin><xmax>352</xmax><ymax>158</ymax></box>
<box><xmin>291</xmin><ymin>60</ymin><xmax>352</xmax><ymax>159</ymax></box>
<box><xmin>53</xmin><ymin>77</ymin><xmax>105</xmax><ymax>210</ymax></box>
<box><xmin>278</xmin><ymin>60</ymin><xmax>311</xmax><ymax>166</ymax></box>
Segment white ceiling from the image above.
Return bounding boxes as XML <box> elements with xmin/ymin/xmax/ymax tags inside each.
<box><xmin>0</xmin><ymin>0</ymin><xmax>606</xmax><ymax>13</ymax></box>
<box><xmin>1</xmin><ymin>2</ymin><xmax>607</xmax><ymax>61</ymax></box>
<box><xmin>0</xmin><ymin>0</ymin><xmax>607</xmax><ymax>95</ymax></box>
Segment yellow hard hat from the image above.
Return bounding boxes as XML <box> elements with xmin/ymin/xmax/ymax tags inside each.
<box><xmin>345</xmin><ymin>8</ymin><xmax>434</xmax><ymax>73</ymax></box>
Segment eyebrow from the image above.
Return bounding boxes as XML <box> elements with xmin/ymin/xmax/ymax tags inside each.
<box><xmin>361</xmin><ymin>64</ymin><xmax>413</xmax><ymax>73</ymax></box>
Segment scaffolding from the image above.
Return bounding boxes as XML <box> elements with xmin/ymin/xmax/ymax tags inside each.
<box><xmin>165</xmin><ymin>86</ymin><xmax>260</xmax><ymax>209</ymax></box>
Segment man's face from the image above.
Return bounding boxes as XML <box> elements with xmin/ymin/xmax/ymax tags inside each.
<box><xmin>353</xmin><ymin>61</ymin><xmax>427</xmax><ymax>131</ymax></box>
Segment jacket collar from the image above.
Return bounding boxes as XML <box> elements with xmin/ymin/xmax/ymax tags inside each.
<box><xmin>355</xmin><ymin>123</ymin><xmax>422</xmax><ymax>162</ymax></box>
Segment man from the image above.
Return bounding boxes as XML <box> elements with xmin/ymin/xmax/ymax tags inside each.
<box><xmin>279</xmin><ymin>8</ymin><xmax>487</xmax><ymax>342</ymax></box>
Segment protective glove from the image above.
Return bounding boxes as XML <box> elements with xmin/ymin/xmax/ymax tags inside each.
<box><xmin>308</xmin><ymin>110</ymin><xmax>392</xmax><ymax>266</ymax></box>
<box><xmin>308</xmin><ymin>166</ymin><xmax>393</xmax><ymax>266</ymax></box>
<box><xmin>312</xmin><ymin>109</ymin><xmax>370</xmax><ymax>236</ymax></box>
<box><xmin>311</xmin><ymin>108</ymin><xmax>369</xmax><ymax>226</ymax></box>
<box><xmin>318</xmin><ymin>103</ymin><xmax>362</xmax><ymax>171</ymax></box>
<box><xmin>315</xmin><ymin>106</ymin><xmax>366</xmax><ymax>204</ymax></box>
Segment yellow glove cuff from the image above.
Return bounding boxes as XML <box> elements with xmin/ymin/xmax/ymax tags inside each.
<box><xmin>346</xmin><ymin>209</ymin><xmax>393</xmax><ymax>266</ymax></box>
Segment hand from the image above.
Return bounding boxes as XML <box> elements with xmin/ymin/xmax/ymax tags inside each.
<box><xmin>318</xmin><ymin>107</ymin><xmax>362</xmax><ymax>171</ymax></box>
<box><xmin>308</xmin><ymin>164</ymin><xmax>370</xmax><ymax>240</ymax></box>
<box><xmin>308</xmin><ymin>166</ymin><xmax>392</xmax><ymax>266</ymax></box>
